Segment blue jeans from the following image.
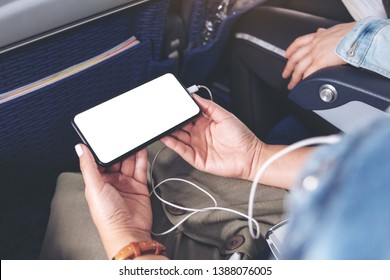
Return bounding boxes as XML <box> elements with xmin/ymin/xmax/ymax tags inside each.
<box><xmin>282</xmin><ymin>117</ymin><xmax>390</xmax><ymax>259</ymax></box>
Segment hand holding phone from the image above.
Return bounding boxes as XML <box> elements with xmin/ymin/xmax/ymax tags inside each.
<box><xmin>72</xmin><ymin>73</ymin><xmax>201</xmax><ymax>166</ymax></box>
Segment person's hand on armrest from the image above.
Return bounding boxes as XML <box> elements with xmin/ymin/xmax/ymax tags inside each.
<box><xmin>282</xmin><ymin>22</ymin><xmax>355</xmax><ymax>90</ymax></box>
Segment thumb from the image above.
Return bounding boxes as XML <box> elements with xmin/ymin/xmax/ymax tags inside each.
<box><xmin>193</xmin><ymin>94</ymin><xmax>233</xmax><ymax>123</ymax></box>
<box><xmin>75</xmin><ymin>144</ymin><xmax>104</xmax><ymax>191</ymax></box>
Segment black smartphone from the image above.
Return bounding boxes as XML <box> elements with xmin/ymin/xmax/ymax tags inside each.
<box><xmin>72</xmin><ymin>73</ymin><xmax>201</xmax><ymax>166</ymax></box>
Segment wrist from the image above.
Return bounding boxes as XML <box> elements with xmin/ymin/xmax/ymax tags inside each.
<box><xmin>247</xmin><ymin>143</ymin><xmax>314</xmax><ymax>189</ymax></box>
<box><xmin>246</xmin><ymin>140</ymin><xmax>265</xmax><ymax>182</ymax></box>
<box><xmin>112</xmin><ymin>240</ymin><xmax>168</xmax><ymax>260</ymax></box>
<box><xmin>100</xmin><ymin>229</ymin><xmax>152</xmax><ymax>260</ymax></box>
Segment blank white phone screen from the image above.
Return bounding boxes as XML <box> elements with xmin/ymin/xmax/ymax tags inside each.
<box><xmin>73</xmin><ymin>73</ymin><xmax>200</xmax><ymax>165</ymax></box>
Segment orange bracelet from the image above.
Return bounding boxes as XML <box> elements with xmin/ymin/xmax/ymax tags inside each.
<box><xmin>112</xmin><ymin>240</ymin><xmax>167</xmax><ymax>260</ymax></box>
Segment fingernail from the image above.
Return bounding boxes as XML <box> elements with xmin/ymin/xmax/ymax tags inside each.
<box><xmin>229</xmin><ymin>252</ymin><xmax>241</xmax><ymax>260</ymax></box>
<box><xmin>75</xmin><ymin>144</ymin><xmax>83</xmax><ymax>157</ymax></box>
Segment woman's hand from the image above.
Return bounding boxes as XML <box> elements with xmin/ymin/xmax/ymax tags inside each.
<box><xmin>76</xmin><ymin>144</ymin><xmax>154</xmax><ymax>259</ymax></box>
<box><xmin>282</xmin><ymin>22</ymin><xmax>355</xmax><ymax>90</ymax></box>
<box><xmin>161</xmin><ymin>94</ymin><xmax>263</xmax><ymax>182</ymax></box>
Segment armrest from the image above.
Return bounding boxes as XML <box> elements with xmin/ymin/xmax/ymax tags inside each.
<box><xmin>288</xmin><ymin>66</ymin><xmax>390</xmax><ymax>132</ymax></box>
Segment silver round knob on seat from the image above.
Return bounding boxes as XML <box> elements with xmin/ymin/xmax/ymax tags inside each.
<box><xmin>319</xmin><ymin>84</ymin><xmax>338</xmax><ymax>103</ymax></box>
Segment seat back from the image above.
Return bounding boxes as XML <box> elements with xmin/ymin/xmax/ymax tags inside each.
<box><xmin>0</xmin><ymin>0</ymin><xmax>173</xmax><ymax>259</ymax></box>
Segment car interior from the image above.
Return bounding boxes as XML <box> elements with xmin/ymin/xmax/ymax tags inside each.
<box><xmin>1</xmin><ymin>0</ymin><xmax>389</xmax><ymax>259</ymax></box>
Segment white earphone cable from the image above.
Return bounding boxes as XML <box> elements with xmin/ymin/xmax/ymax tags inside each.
<box><xmin>247</xmin><ymin>134</ymin><xmax>342</xmax><ymax>238</ymax></box>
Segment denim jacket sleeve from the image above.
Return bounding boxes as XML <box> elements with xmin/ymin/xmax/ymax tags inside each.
<box><xmin>335</xmin><ymin>17</ymin><xmax>390</xmax><ymax>79</ymax></box>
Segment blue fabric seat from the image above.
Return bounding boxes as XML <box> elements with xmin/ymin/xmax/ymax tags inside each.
<box><xmin>0</xmin><ymin>0</ymin><xmax>172</xmax><ymax>259</ymax></box>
